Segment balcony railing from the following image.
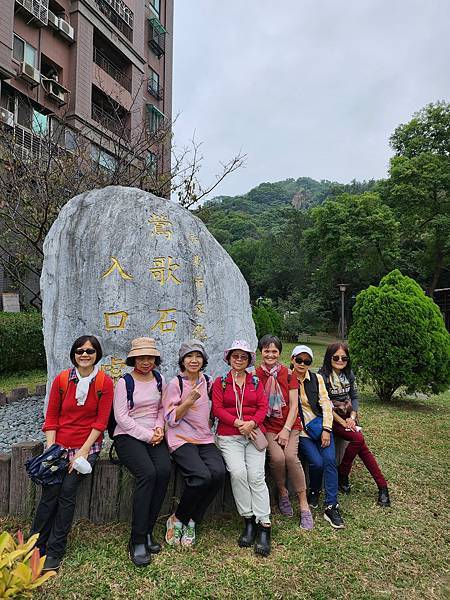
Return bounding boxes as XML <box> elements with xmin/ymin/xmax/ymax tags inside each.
<box><xmin>148</xmin><ymin>18</ymin><xmax>166</xmax><ymax>57</ymax></box>
<box><xmin>147</xmin><ymin>80</ymin><xmax>163</xmax><ymax>101</ymax></box>
<box><xmin>92</xmin><ymin>103</ymin><xmax>130</xmax><ymax>141</ymax></box>
<box><xmin>94</xmin><ymin>0</ymin><xmax>133</xmax><ymax>42</ymax></box>
<box><xmin>94</xmin><ymin>48</ymin><xmax>132</xmax><ymax>93</ymax></box>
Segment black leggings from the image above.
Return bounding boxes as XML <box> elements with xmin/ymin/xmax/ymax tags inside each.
<box><xmin>172</xmin><ymin>443</ymin><xmax>226</xmax><ymax>525</ymax></box>
<box><xmin>30</xmin><ymin>452</ymin><xmax>99</xmax><ymax>559</ymax></box>
<box><xmin>114</xmin><ymin>435</ymin><xmax>171</xmax><ymax>543</ymax></box>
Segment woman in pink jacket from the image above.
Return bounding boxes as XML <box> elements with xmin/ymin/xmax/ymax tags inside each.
<box><xmin>113</xmin><ymin>337</ymin><xmax>171</xmax><ymax>567</ymax></box>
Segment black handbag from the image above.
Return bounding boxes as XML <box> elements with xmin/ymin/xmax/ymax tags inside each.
<box><xmin>25</xmin><ymin>443</ymin><xmax>69</xmax><ymax>486</ymax></box>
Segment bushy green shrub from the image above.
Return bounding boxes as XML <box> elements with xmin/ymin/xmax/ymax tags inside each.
<box><xmin>0</xmin><ymin>312</ymin><xmax>46</xmax><ymax>374</ymax></box>
<box><xmin>349</xmin><ymin>270</ymin><xmax>450</xmax><ymax>401</ymax></box>
<box><xmin>252</xmin><ymin>305</ymin><xmax>275</xmax><ymax>339</ymax></box>
<box><xmin>265</xmin><ymin>305</ymin><xmax>283</xmax><ymax>337</ymax></box>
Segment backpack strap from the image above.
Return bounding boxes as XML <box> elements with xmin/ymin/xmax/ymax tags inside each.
<box><xmin>122</xmin><ymin>373</ymin><xmax>135</xmax><ymax>409</ymax></box>
<box><xmin>58</xmin><ymin>369</ymin><xmax>71</xmax><ymax>412</ymax></box>
<box><xmin>153</xmin><ymin>370</ymin><xmax>163</xmax><ymax>394</ymax></box>
<box><xmin>177</xmin><ymin>374</ymin><xmax>184</xmax><ymax>396</ymax></box>
<box><xmin>251</xmin><ymin>374</ymin><xmax>259</xmax><ymax>388</ymax></box>
<box><xmin>221</xmin><ymin>375</ymin><xmax>227</xmax><ymax>390</ymax></box>
<box><xmin>94</xmin><ymin>369</ymin><xmax>106</xmax><ymax>399</ymax></box>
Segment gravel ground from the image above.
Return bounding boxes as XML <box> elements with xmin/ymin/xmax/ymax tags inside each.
<box><xmin>0</xmin><ymin>395</ymin><xmax>46</xmax><ymax>453</ymax></box>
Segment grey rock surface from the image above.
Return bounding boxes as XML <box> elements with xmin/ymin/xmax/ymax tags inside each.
<box><xmin>0</xmin><ymin>396</ymin><xmax>46</xmax><ymax>453</ymax></box>
<box><xmin>41</xmin><ymin>186</ymin><xmax>256</xmax><ymax>392</ymax></box>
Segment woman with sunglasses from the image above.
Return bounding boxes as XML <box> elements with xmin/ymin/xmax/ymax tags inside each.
<box><xmin>319</xmin><ymin>343</ymin><xmax>390</xmax><ymax>507</ymax></box>
<box><xmin>255</xmin><ymin>335</ymin><xmax>313</xmax><ymax>530</ymax></box>
<box><xmin>163</xmin><ymin>339</ymin><xmax>226</xmax><ymax>548</ymax></box>
<box><xmin>212</xmin><ymin>340</ymin><xmax>271</xmax><ymax>556</ymax></box>
<box><xmin>113</xmin><ymin>337</ymin><xmax>171</xmax><ymax>566</ymax></box>
<box><xmin>289</xmin><ymin>345</ymin><xmax>345</xmax><ymax>529</ymax></box>
<box><xmin>30</xmin><ymin>335</ymin><xmax>114</xmax><ymax>571</ymax></box>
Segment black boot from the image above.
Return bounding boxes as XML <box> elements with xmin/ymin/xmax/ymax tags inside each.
<box><xmin>377</xmin><ymin>487</ymin><xmax>391</xmax><ymax>507</ymax></box>
<box><xmin>339</xmin><ymin>472</ymin><xmax>351</xmax><ymax>494</ymax></box>
<box><xmin>238</xmin><ymin>516</ymin><xmax>256</xmax><ymax>547</ymax></box>
<box><xmin>146</xmin><ymin>532</ymin><xmax>162</xmax><ymax>554</ymax></box>
<box><xmin>254</xmin><ymin>523</ymin><xmax>271</xmax><ymax>557</ymax></box>
<box><xmin>129</xmin><ymin>540</ymin><xmax>151</xmax><ymax>567</ymax></box>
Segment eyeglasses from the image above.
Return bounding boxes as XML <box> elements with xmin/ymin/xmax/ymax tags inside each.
<box><xmin>293</xmin><ymin>356</ymin><xmax>312</xmax><ymax>366</ymax></box>
<box><xmin>332</xmin><ymin>355</ymin><xmax>349</xmax><ymax>362</ymax></box>
<box><xmin>75</xmin><ymin>348</ymin><xmax>96</xmax><ymax>355</ymax></box>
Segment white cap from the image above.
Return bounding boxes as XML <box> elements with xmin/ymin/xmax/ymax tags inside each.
<box><xmin>291</xmin><ymin>345</ymin><xmax>314</xmax><ymax>359</ymax></box>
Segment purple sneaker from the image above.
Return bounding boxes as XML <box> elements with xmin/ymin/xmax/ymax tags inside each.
<box><xmin>300</xmin><ymin>510</ymin><xmax>314</xmax><ymax>530</ymax></box>
<box><xmin>278</xmin><ymin>495</ymin><xmax>294</xmax><ymax>517</ymax></box>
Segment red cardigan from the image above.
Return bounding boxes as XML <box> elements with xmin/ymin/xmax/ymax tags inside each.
<box><xmin>212</xmin><ymin>371</ymin><xmax>268</xmax><ymax>436</ymax></box>
<box><xmin>256</xmin><ymin>365</ymin><xmax>302</xmax><ymax>434</ymax></box>
<box><xmin>43</xmin><ymin>370</ymin><xmax>114</xmax><ymax>449</ymax></box>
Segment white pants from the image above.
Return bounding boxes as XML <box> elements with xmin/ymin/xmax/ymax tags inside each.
<box><xmin>217</xmin><ymin>435</ymin><xmax>271</xmax><ymax>524</ymax></box>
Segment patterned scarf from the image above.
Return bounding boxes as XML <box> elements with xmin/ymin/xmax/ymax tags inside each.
<box><xmin>261</xmin><ymin>363</ymin><xmax>286</xmax><ymax>418</ymax></box>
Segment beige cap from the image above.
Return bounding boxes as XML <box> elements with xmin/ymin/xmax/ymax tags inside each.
<box><xmin>127</xmin><ymin>337</ymin><xmax>161</xmax><ymax>360</ymax></box>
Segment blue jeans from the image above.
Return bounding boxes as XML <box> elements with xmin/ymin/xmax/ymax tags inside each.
<box><xmin>298</xmin><ymin>434</ymin><xmax>338</xmax><ymax>506</ymax></box>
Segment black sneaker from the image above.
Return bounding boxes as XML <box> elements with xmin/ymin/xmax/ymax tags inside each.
<box><xmin>324</xmin><ymin>504</ymin><xmax>345</xmax><ymax>529</ymax></box>
<box><xmin>42</xmin><ymin>556</ymin><xmax>62</xmax><ymax>571</ymax></box>
<box><xmin>308</xmin><ymin>490</ymin><xmax>320</xmax><ymax>509</ymax></box>
<box><xmin>377</xmin><ymin>487</ymin><xmax>391</xmax><ymax>507</ymax></box>
<box><xmin>338</xmin><ymin>473</ymin><xmax>351</xmax><ymax>494</ymax></box>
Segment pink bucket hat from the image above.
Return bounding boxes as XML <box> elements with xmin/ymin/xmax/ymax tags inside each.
<box><xmin>223</xmin><ymin>339</ymin><xmax>256</xmax><ymax>366</ymax></box>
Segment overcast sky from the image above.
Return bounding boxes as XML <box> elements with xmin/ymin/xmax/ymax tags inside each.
<box><xmin>172</xmin><ymin>0</ymin><xmax>450</xmax><ymax>198</ymax></box>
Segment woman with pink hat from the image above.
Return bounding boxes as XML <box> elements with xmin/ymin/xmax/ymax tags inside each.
<box><xmin>212</xmin><ymin>340</ymin><xmax>272</xmax><ymax>557</ymax></box>
<box><xmin>162</xmin><ymin>339</ymin><xmax>226</xmax><ymax>548</ymax></box>
<box><xmin>113</xmin><ymin>337</ymin><xmax>171</xmax><ymax>566</ymax></box>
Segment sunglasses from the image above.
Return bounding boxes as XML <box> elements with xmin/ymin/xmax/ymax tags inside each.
<box><xmin>75</xmin><ymin>348</ymin><xmax>96</xmax><ymax>355</ymax></box>
<box><xmin>332</xmin><ymin>355</ymin><xmax>349</xmax><ymax>362</ymax></box>
<box><xmin>293</xmin><ymin>356</ymin><xmax>312</xmax><ymax>366</ymax></box>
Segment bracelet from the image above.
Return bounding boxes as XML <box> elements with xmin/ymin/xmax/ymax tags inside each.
<box><xmin>283</xmin><ymin>425</ymin><xmax>292</xmax><ymax>432</ymax></box>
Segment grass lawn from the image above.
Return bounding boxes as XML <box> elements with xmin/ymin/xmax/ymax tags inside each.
<box><xmin>1</xmin><ymin>384</ymin><xmax>448</xmax><ymax>599</ymax></box>
<box><xmin>0</xmin><ymin>368</ymin><xmax>47</xmax><ymax>394</ymax></box>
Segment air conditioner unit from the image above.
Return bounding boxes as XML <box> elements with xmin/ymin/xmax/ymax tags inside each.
<box><xmin>16</xmin><ymin>0</ymin><xmax>33</xmax><ymax>12</ymax></box>
<box><xmin>58</xmin><ymin>18</ymin><xmax>74</xmax><ymax>41</ymax></box>
<box><xmin>48</xmin><ymin>10</ymin><xmax>59</xmax><ymax>28</ymax></box>
<box><xmin>19</xmin><ymin>62</ymin><xmax>41</xmax><ymax>85</ymax></box>
<box><xmin>47</xmin><ymin>80</ymin><xmax>67</xmax><ymax>105</ymax></box>
<box><xmin>0</xmin><ymin>108</ymin><xmax>14</xmax><ymax>127</ymax></box>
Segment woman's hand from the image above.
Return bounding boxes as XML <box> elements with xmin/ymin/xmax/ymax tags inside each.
<box><xmin>275</xmin><ymin>428</ymin><xmax>290</xmax><ymax>447</ymax></box>
<box><xmin>68</xmin><ymin>448</ymin><xmax>89</xmax><ymax>473</ymax></box>
<box><xmin>151</xmin><ymin>427</ymin><xmax>164</xmax><ymax>445</ymax></box>
<box><xmin>185</xmin><ymin>385</ymin><xmax>202</xmax><ymax>405</ymax></box>
<box><xmin>321</xmin><ymin>430</ymin><xmax>331</xmax><ymax>448</ymax></box>
<box><xmin>234</xmin><ymin>418</ymin><xmax>244</xmax><ymax>428</ymax></box>
<box><xmin>239</xmin><ymin>420</ymin><xmax>256</xmax><ymax>437</ymax></box>
<box><xmin>345</xmin><ymin>417</ymin><xmax>357</xmax><ymax>431</ymax></box>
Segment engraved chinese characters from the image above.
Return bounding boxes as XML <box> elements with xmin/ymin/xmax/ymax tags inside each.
<box><xmin>41</xmin><ymin>186</ymin><xmax>257</xmax><ymax>388</ymax></box>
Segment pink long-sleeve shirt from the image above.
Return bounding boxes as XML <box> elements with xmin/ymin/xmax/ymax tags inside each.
<box><xmin>162</xmin><ymin>374</ymin><xmax>214</xmax><ymax>453</ymax></box>
<box><xmin>113</xmin><ymin>375</ymin><xmax>165</xmax><ymax>443</ymax></box>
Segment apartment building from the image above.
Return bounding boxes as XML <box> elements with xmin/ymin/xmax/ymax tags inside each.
<box><xmin>0</xmin><ymin>0</ymin><xmax>173</xmax><ymax>306</ymax></box>
<box><xmin>0</xmin><ymin>0</ymin><xmax>173</xmax><ymax>171</ymax></box>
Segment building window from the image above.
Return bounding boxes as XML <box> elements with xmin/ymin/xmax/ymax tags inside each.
<box><xmin>91</xmin><ymin>143</ymin><xmax>117</xmax><ymax>171</ymax></box>
<box><xmin>13</xmin><ymin>35</ymin><xmax>37</xmax><ymax>67</ymax></box>
<box><xmin>148</xmin><ymin>68</ymin><xmax>163</xmax><ymax>100</ymax></box>
<box><xmin>149</xmin><ymin>0</ymin><xmax>160</xmax><ymax>16</ymax></box>
<box><xmin>147</xmin><ymin>104</ymin><xmax>165</xmax><ymax>134</ymax></box>
<box><xmin>148</xmin><ymin>18</ymin><xmax>167</xmax><ymax>58</ymax></box>
<box><xmin>146</xmin><ymin>151</ymin><xmax>158</xmax><ymax>175</ymax></box>
<box><xmin>32</xmin><ymin>109</ymin><xmax>48</xmax><ymax>135</ymax></box>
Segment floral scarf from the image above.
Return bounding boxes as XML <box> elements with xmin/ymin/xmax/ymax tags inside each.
<box><xmin>260</xmin><ymin>363</ymin><xmax>286</xmax><ymax>418</ymax></box>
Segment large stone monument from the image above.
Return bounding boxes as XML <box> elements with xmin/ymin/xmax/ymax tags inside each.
<box><xmin>41</xmin><ymin>186</ymin><xmax>256</xmax><ymax>387</ymax></box>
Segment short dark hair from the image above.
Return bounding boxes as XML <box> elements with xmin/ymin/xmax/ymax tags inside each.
<box><xmin>126</xmin><ymin>356</ymin><xmax>162</xmax><ymax>368</ymax></box>
<box><xmin>70</xmin><ymin>335</ymin><xmax>103</xmax><ymax>366</ymax></box>
<box><xmin>226</xmin><ymin>350</ymin><xmax>251</xmax><ymax>365</ymax></box>
<box><xmin>178</xmin><ymin>352</ymin><xmax>207</xmax><ymax>372</ymax></box>
<box><xmin>321</xmin><ymin>342</ymin><xmax>352</xmax><ymax>377</ymax></box>
<box><xmin>258</xmin><ymin>335</ymin><xmax>283</xmax><ymax>353</ymax></box>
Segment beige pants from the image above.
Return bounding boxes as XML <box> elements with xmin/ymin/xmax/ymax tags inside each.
<box><xmin>217</xmin><ymin>435</ymin><xmax>271</xmax><ymax>524</ymax></box>
<box><xmin>266</xmin><ymin>430</ymin><xmax>306</xmax><ymax>493</ymax></box>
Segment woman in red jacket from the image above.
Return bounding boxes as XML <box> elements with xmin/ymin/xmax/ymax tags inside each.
<box><xmin>212</xmin><ymin>340</ymin><xmax>271</xmax><ymax>557</ymax></box>
<box><xmin>30</xmin><ymin>335</ymin><xmax>113</xmax><ymax>572</ymax></box>
<box><xmin>256</xmin><ymin>335</ymin><xmax>313</xmax><ymax>530</ymax></box>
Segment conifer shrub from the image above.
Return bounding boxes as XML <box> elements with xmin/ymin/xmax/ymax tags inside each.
<box><xmin>349</xmin><ymin>270</ymin><xmax>450</xmax><ymax>401</ymax></box>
